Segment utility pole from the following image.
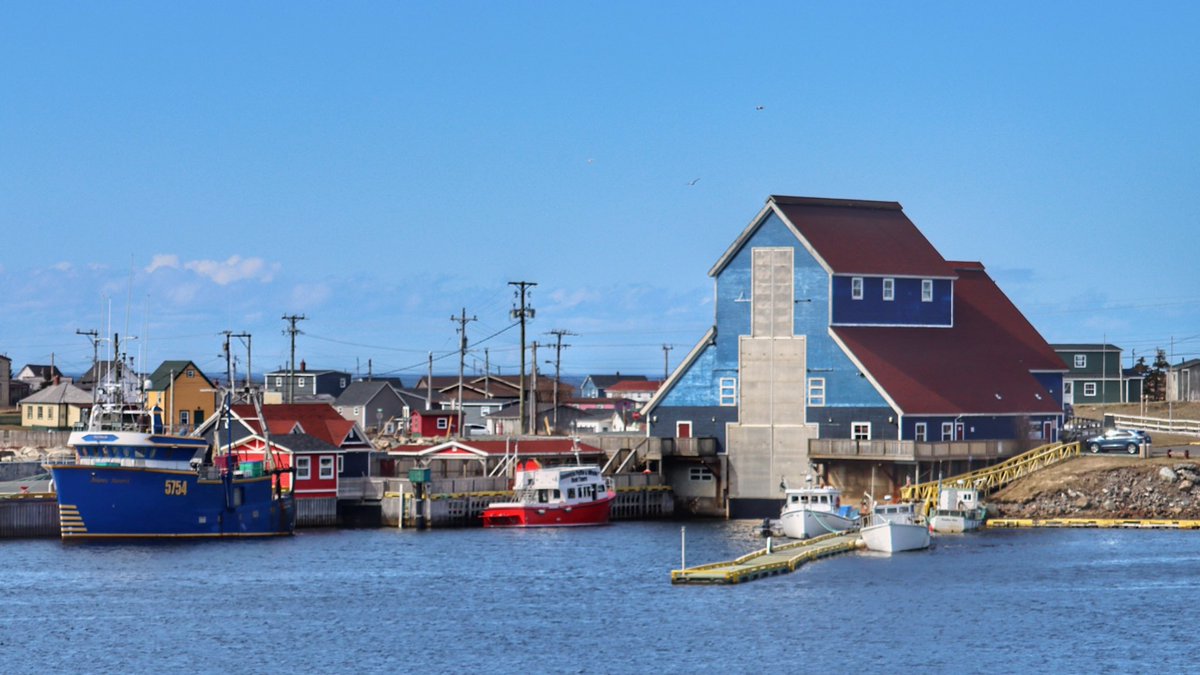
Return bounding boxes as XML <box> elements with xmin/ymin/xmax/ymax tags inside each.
<box><xmin>281</xmin><ymin>314</ymin><xmax>306</xmax><ymax>404</ymax></box>
<box><xmin>662</xmin><ymin>344</ymin><xmax>674</xmax><ymax>381</ymax></box>
<box><xmin>451</xmin><ymin>308</ymin><xmax>477</xmax><ymax>438</ymax></box>
<box><xmin>484</xmin><ymin>348</ymin><xmax>490</xmax><ymax>397</ymax></box>
<box><xmin>529</xmin><ymin>341</ymin><xmax>539</xmax><ymax>435</ymax></box>
<box><xmin>547</xmin><ymin>329</ymin><xmax>576</xmax><ymax>433</ymax></box>
<box><xmin>426</xmin><ymin>351</ymin><xmax>433</xmax><ymax>411</ymax></box>
<box><xmin>231</xmin><ymin>332</ymin><xmax>252</xmax><ymax>399</ymax></box>
<box><xmin>509</xmin><ymin>281</ymin><xmax>537</xmax><ymax>434</ymax></box>
<box><xmin>76</xmin><ymin>329</ymin><xmax>101</xmax><ymax>410</ymax></box>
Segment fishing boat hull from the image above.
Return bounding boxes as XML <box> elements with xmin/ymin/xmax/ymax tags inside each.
<box><xmin>48</xmin><ymin>464</ymin><xmax>295</xmax><ymax>539</ymax></box>
<box><xmin>482</xmin><ymin>493</ymin><xmax>615</xmax><ymax>528</ymax></box>
<box><xmin>928</xmin><ymin>508</ymin><xmax>987</xmax><ymax>534</ymax></box>
<box><xmin>779</xmin><ymin>507</ymin><xmax>858</xmax><ymax>539</ymax></box>
<box><xmin>861</xmin><ymin>521</ymin><xmax>930</xmax><ymax>553</ymax></box>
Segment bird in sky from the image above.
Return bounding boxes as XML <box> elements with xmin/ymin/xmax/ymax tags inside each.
<box><xmin>755</xmin><ymin>105</ymin><xmax>765</xmax><ymax>110</ymax></box>
<box><xmin>687</xmin><ymin>178</ymin><xmax>700</xmax><ymax>186</ymax></box>
<box><xmin>587</xmin><ymin>158</ymin><xmax>594</xmax><ymax>164</ymax></box>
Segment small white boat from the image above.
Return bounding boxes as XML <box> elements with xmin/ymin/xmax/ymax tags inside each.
<box><xmin>861</xmin><ymin>500</ymin><xmax>930</xmax><ymax>553</ymax></box>
<box><xmin>928</xmin><ymin>485</ymin><xmax>988</xmax><ymax>534</ymax></box>
<box><xmin>780</xmin><ymin>484</ymin><xmax>860</xmax><ymax>539</ymax></box>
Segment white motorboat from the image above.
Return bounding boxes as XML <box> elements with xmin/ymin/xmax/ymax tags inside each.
<box><xmin>780</xmin><ymin>484</ymin><xmax>860</xmax><ymax>539</ymax></box>
<box><xmin>928</xmin><ymin>485</ymin><xmax>988</xmax><ymax>534</ymax></box>
<box><xmin>861</xmin><ymin>500</ymin><xmax>930</xmax><ymax>553</ymax></box>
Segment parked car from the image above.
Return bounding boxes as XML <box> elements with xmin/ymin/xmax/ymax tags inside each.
<box><xmin>1085</xmin><ymin>429</ymin><xmax>1151</xmax><ymax>455</ymax></box>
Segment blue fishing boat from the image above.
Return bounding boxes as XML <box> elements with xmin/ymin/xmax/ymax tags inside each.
<box><xmin>46</xmin><ymin>335</ymin><xmax>294</xmax><ymax>539</ymax></box>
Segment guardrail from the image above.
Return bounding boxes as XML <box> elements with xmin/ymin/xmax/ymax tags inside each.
<box><xmin>810</xmin><ymin>439</ymin><xmax>1027</xmax><ymax>461</ymax></box>
<box><xmin>1107</xmin><ymin>414</ymin><xmax>1200</xmax><ymax>437</ymax></box>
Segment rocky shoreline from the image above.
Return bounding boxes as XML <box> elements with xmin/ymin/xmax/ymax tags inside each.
<box><xmin>992</xmin><ymin>460</ymin><xmax>1200</xmax><ymax>520</ymax></box>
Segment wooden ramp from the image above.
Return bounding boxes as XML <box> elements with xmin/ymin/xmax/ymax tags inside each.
<box><xmin>671</xmin><ymin>531</ymin><xmax>862</xmax><ymax>585</ymax></box>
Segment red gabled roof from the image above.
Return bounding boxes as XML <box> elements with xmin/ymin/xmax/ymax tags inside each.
<box><xmin>832</xmin><ymin>263</ymin><xmax>1064</xmax><ymax>416</ymax></box>
<box><xmin>772</xmin><ymin>196</ymin><xmax>957</xmax><ymax>278</ymax></box>
<box><xmin>605</xmin><ymin>380</ymin><xmax>661</xmax><ymax>393</ymax></box>
<box><xmin>389</xmin><ymin>438</ymin><xmax>605</xmax><ymax>457</ymax></box>
<box><xmin>232</xmin><ymin>403</ymin><xmax>363</xmax><ymax>448</ymax></box>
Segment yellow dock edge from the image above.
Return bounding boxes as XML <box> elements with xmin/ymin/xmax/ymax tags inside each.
<box><xmin>671</xmin><ymin>533</ymin><xmax>864</xmax><ymax>585</ymax></box>
<box><xmin>987</xmin><ymin>518</ymin><xmax>1200</xmax><ymax>529</ymax></box>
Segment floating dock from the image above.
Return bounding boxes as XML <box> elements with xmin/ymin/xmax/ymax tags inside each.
<box><xmin>988</xmin><ymin>518</ymin><xmax>1200</xmax><ymax>529</ymax></box>
<box><xmin>671</xmin><ymin>531</ymin><xmax>863</xmax><ymax>585</ymax></box>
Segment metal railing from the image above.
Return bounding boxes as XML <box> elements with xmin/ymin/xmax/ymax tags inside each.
<box><xmin>900</xmin><ymin>441</ymin><xmax>1081</xmax><ymax>512</ymax></box>
<box><xmin>810</xmin><ymin>439</ymin><xmax>1025</xmax><ymax>461</ymax></box>
<box><xmin>660</xmin><ymin>437</ymin><xmax>719</xmax><ymax>457</ymax></box>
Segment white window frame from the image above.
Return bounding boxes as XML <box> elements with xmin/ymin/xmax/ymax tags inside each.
<box><xmin>718</xmin><ymin>377</ymin><xmax>737</xmax><ymax>406</ymax></box>
<box><xmin>851</xmin><ymin>277</ymin><xmax>864</xmax><ymax>300</ymax></box>
<box><xmin>337</xmin><ymin>455</ymin><xmax>344</xmax><ymax>473</ymax></box>
<box><xmin>186</xmin><ymin>369</ymin><xmax>195</xmax><ymax>378</ymax></box>
<box><xmin>275</xmin><ymin>377</ymin><xmax>283</xmax><ymax>387</ymax></box>
<box><xmin>339</xmin><ymin>378</ymin><xmax>347</xmax><ymax>388</ymax></box>
<box><xmin>179</xmin><ymin>410</ymin><xmax>190</xmax><ymax>426</ymax></box>
<box><xmin>808</xmin><ymin>378</ymin><xmax>826</xmax><ymax>407</ymax></box>
<box><xmin>1074</xmin><ymin>354</ymin><xmax>1087</xmax><ymax>368</ymax></box>
<box><xmin>1084</xmin><ymin>382</ymin><xmax>1097</xmax><ymax>397</ymax></box>
<box><xmin>688</xmin><ymin>466</ymin><xmax>713</xmax><ymax>482</ymax></box>
<box><xmin>914</xmin><ymin>422</ymin><xmax>927</xmax><ymax>442</ymax></box>
<box><xmin>921</xmin><ymin>279</ymin><xmax>933</xmax><ymax>302</ymax></box>
<box><xmin>1064</xmin><ymin>382</ymin><xmax>1073</xmax><ymax>395</ymax></box>
<box><xmin>941</xmin><ymin>422</ymin><xmax>954</xmax><ymax>441</ymax></box>
<box><xmin>882</xmin><ymin>278</ymin><xmax>895</xmax><ymax>301</ymax></box>
<box><xmin>296</xmin><ymin>456</ymin><xmax>311</xmax><ymax>480</ymax></box>
<box><xmin>297</xmin><ymin>377</ymin><xmax>307</xmax><ymax>388</ymax></box>
<box><xmin>319</xmin><ymin>456</ymin><xmax>335</xmax><ymax>480</ymax></box>
<box><xmin>851</xmin><ymin>422</ymin><xmax>871</xmax><ymax>440</ymax></box>
<box><xmin>436</xmin><ymin>417</ymin><xmax>449</xmax><ymax>430</ymax></box>
<box><xmin>353</xmin><ymin>406</ymin><xmax>361</xmax><ymax>416</ymax></box>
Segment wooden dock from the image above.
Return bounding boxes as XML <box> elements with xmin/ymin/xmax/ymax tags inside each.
<box><xmin>671</xmin><ymin>531</ymin><xmax>863</xmax><ymax>585</ymax></box>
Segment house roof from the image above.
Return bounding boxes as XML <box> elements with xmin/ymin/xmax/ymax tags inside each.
<box><xmin>710</xmin><ymin>195</ymin><xmax>958</xmax><ymax>279</ymax></box>
<box><xmin>335</xmin><ymin>381</ymin><xmax>394</xmax><ymax>407</ymax></box>
<box><xmin>1050</xmin><ymin>343</ymin><xmax>1123</xmax><ymax>352</ymax></box>
<box><xmin>585</xmin><ymin>374</ymin><xmax>647</xmax><ymax>389</ymax></box>
<box><xmin>266</xmin><ymin>432</ymin><xmax>342</xmax><ymax>454</ymax></box>
<box><xmin>388</xmin><ymin>438</ymin><xmax>604</xmax><ymax>458</ymax></box>
<box><xmin>831</xmin><ymin>262</ymin><xmax>1065</xmax><ymax>416</ymax></box>
<box><xmin>606</xmin><ymin>380</ymin><xmax>661</xmax><ymax>393</ymax></box>
<box><xmin>146</xmin><ymin>360</ymin><xmax>212</xmax><ymax>391</ymax></box>
<box><xmin>231</xmin><ymin>403</ymin><xmax>363</xmax><ymax>447</ymax></box>
<box><xmin>20</xmin><ymin>381</ymin><xmax>93</xmax><ymax>405</ymax></box>
<box><xmin>18</xmin><ymin>364</ymin><xmax>62</xmax><ymax>379</ymax></box>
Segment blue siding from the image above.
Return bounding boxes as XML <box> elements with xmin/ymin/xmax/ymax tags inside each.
<box><xmin>1032</xmin><ymin>372</ymin><xmax>1064</xmax><ymax>406</ymax></box>
<box><xmin>902</xmin><ymin>414</ymin><xmax>1062</xmax><ymax>441</ymax></box>
<box><xmin>652</xmin><ymin>212</ymin><xmax>891</xmax><ymax>440</ymax></box>
<box><xmin>831</xmin><ymin>276</ymin><xmax>953</xmax><ymax>326</ymax></box>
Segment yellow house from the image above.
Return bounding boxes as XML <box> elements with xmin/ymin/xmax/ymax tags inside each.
<box><xmin>19</xmin><ymin>382</ymin><xmax>93</xmax><ymax>429</ymax></box>
<box><xmin>145</xmin><ymin>360</ymin><xmax>217</xmax><ymax>433</ymax></box>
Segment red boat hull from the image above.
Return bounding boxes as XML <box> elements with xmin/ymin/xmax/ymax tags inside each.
<box><xmin>482</xmin><ymin>494</ymin><xmax>615</xmax><ymax>528</ymax></box>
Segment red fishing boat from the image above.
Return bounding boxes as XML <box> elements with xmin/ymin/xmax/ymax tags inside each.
<box><xmin>482</xmin><ymin>460</ymin><xmax>616</xmax><ymax>528</ymax></box>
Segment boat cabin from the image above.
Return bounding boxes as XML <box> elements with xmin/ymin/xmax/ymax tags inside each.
<box><xmin>784</xmin><ymin>486</ymin><xmax>842</xmax><ymax>513</ymax></box>
<box><xmin>513</xmin><ymin>464</ymin><xmax>611</xmax><ymax>506</ymax></box>
<box><xmin>937</xmin><ymin>486</ymin><xmax>981</xmax><ymax>512</ymax></box>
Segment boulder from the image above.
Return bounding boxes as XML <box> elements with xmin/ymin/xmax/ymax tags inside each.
<box><xmin>1159</xmin><ymin>467</ymin><xmax>1179</xmax><ymax>483</ymax></box>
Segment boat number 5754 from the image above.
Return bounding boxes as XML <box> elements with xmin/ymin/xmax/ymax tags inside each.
<box><xmin>164</xmin><ymin>480</ymin><xmax>188</xmax><ymax>496</ymax></box>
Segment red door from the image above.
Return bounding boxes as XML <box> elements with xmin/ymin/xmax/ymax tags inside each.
<box><xmin>676</xmin><ymin>421</ymin><xmax>692</xmax><ymax>438</ymax></box>
<box><xmin>955</xmin><ymin>423</ymin><xmax>965</xmax><ymax>440</ymax></box>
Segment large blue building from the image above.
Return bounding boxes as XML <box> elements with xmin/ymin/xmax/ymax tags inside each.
<box><xmin>643</xmin><ymin>196</ymin><xmax>1066</xmax><ymax>515</ymax></box>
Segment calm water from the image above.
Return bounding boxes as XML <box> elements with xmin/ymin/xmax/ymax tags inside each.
<box><xmin>2</xmin><ymin>522</ymin><xmax>1195</xmax><ymax>673</ymax></box>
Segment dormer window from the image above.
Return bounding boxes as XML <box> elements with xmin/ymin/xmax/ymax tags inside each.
<box><xmin>921</xmin><ymin>280</ymin><xmax>933</xmax><ymax>302</ymax></box>
<box><xmin>1074</xmin><ymin>355</ymin><xmax>1087</xmax><ymax>368</ymax></box>
<box><xmin>882</xmin><ymin>278</ymin><xmax>894</xmax><ymax>301</ymax></box>
<box><xmin>851</xmin><ymin>277</ymin><xmax>863</xmax><ymax>300</ymax></box>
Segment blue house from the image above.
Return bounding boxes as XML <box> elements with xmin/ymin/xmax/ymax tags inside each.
<box><xmin>642</xmin><ymin>196</ymin><xmax>1066</xmax><ymax>516</ymax></box>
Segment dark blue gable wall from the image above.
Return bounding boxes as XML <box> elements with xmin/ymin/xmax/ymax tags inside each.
<box><xmin>831</xmin><ymin>276</ymin><xmax>953</xmax><ymax>326</ymax></box>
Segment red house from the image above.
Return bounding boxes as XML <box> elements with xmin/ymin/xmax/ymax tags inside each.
<box><xmin>411</xmin><ymin>408</ymin><xmax>459</xmax><ymax>438</ymax></box>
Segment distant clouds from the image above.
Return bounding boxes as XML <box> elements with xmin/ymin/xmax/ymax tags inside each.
<box><xmin>145</xmin><ymin>254</ymin><xmax>280</xmax><ymax>285</ymax></box>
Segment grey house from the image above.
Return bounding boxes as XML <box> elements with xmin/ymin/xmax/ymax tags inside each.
<box><xmin>265</xmin><ymin>363</ymin><xmax>351</xmax><ymax>403</ymax></box>
<box><xmin>335</xmin><ymin>381</ymin><xmax>410</xmax><ymax>433</ymax></box>
<box><xmin>1170</xmin><ymin>359</ymin><xmax>1200</xmax><ymax>402</ymax></box>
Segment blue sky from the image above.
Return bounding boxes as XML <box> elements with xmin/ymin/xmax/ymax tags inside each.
<box><xmin>2</xmin><ymin>2</ymin><xmax>1198</xmax><ymax>382</ymax></box>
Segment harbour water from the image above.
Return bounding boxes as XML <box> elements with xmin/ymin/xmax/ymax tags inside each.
<box><xmin>2</xmin><ymin>521</ymin><xmax>1195</xmax><ymax>673</ymax></box>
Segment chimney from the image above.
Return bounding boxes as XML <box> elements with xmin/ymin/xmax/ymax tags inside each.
<box><xmin>300</xmin><ymin>359</ymin><xmax>307</xmax><ymax>372</ymax></box>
